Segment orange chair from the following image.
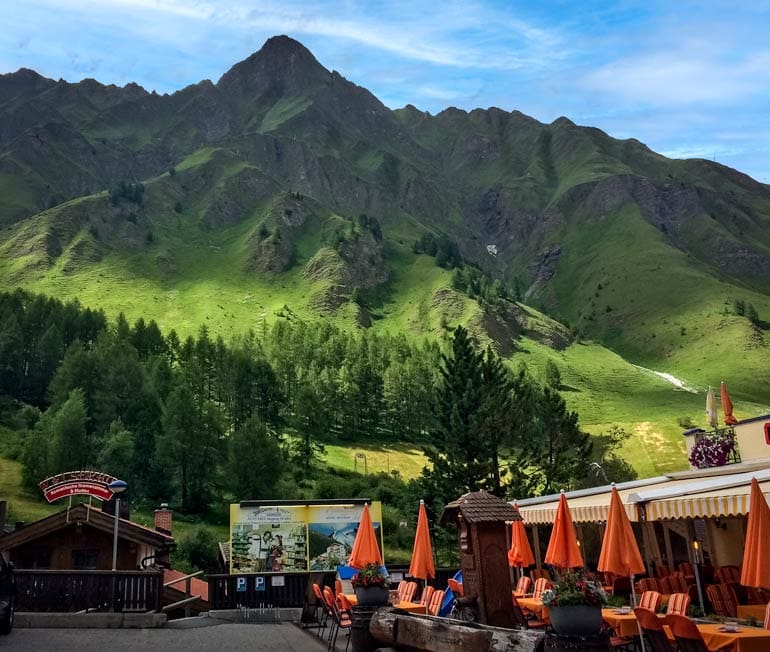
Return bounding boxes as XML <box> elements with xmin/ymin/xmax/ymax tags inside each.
<box><xmin>330</xmin><ymin>590</ymin><xmax>353</xmax><ymax>652</ymax></box>
<box><xmin>532</xmin><ymin>577</ymin><xmax>551</xmax><ymax>600</ymax></box>
<box><xmin>639</xmin><ymin>590</ymin><xmax>662</xmax><ymax>612</ymax></box>
<box><xmin>419</xmin><ymin>585</ymin><xmax>435</xmax><ymax>607</ymax></box>
<box><xmin>666</xmin><ymin>592</ymin><xmax>691</xmax><ymax>616</ymax></box>
<box><xmin>399</xmin><ymin>581</ymin><xmax>417</xmax><ymax>603</ymax></box>
<box><xmin>335</xmin><ymin>579</ymin><xmax>343</xmax><ymax>596</ymax></box>
<box><xmin>514</xmin><ymin>576</ymin><xmax>532</xmax><ymax>596</ymax></box>
<box><xmin>322</xmin><ymin>587</ymin><xmax>339</xmax><ymax>646</ymax></box>
<box><xmin>312</xmin><ymin>583</ymin><xmax>331</xmax><ymax>635</ymax></box>
<box><xmin>705</xmin><ymin>583</ymin><xmax>737</xmax><ymax>618</ymax></box>
<box><xmin>447</xmin><ymin>578</ymin><xmax>464</xmax><ymax>598</ymax></box>
<box><xmin>427</xmin><ymin>589</ymin><xmax>445</xmax><ymax>616</ymax></box>
<box><xmin>634</xmin><ymin>607</ymin><xmax>670</xmax><ymax>652</ymax></box>
<box><xmin>665</xmin><ymin>613</ymin><xmax>711</xmax><ymax>652</ymax></box>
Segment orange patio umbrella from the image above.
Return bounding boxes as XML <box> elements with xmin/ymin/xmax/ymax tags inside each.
<box><xmin>508</xmin><ymin>502</ymin><xmax>535</xmax><ymax>569</ymax></box>
<box><xmin>408</xmin><ymin>499</ymin><xmax>435</xmax><ymax>580</ymax></box>
<box><xmin>348</xmin><ymin>503</ymin><xmax>383</xmax><ymax>569</ymax></box>
<box><xmin>544</xmin><ymin>491</ymin><xmax>584</xmax><ymax>569</ymax></box>
<box><xmin>598</xmin><ymin>485</ymin><xmax>645</xmax><ymax>603</ymax></box>
<box><xmin>720</xmin><ymin>381</ymin><xmax>738</xmax><ymax>426</ymax></box>
<box><xmin>740</xmin><ymin>478</ymin><xmax>770</xmax><ymax>589</ymax></box>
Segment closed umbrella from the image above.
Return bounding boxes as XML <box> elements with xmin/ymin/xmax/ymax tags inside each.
<box><xmin>741</xmin><ymin>478</ymin><xmax>770</xmax><ymax>589</ymax></box>
<box><xmin>706</xmin><ymin>386</ymin><xmax>718</xmax><ymax>428</ymax></box>
<box><xmin>348</xmin><ymin>503</ymin><xmax>383</xmax><ymax>569</ymax></box>
<box><xmin>544</xmin><ymin>491</ymin><xmax>584</xmax><ymax>569</ymax></box>
<box><xmin>598</xmin><ymin>485</ymin><xmax>645</xmax><ymax>606</ymax></box>
<box><xmin>408</xmin><ymin>499</ymin><xmax>435</xmax><ymax>581</ymax></box>
<box><xmin>508</xmin><ymin>502</ymin><xmax>535</xmax><ymax>569</ymax></box>
<box><xmin>720</xmin><ymin>381</ymin><xmax>738</xmax><ymax>426</ymax></box>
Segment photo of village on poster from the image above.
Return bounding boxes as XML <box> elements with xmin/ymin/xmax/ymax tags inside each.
<box><xmin>229</xmin><ymin>502</ymin><xmax>383</xmax><ymax>573</ymax></box>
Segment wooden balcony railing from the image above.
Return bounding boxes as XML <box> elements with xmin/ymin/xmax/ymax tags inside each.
<box><xmin>14</xmin><ymin>569</ymin><xmax>163</xmax><ymax>612</ymax></box>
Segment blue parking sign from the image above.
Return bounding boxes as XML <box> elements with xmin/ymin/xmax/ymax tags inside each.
<box><xmin>236</xmin><ymin>577</ymin><xmax>247</xmax><ymax>592</ymax></box>
<box><xmin>255</xmin><ymin>576</ymin><xmax>265</xmax><ymax>592</ymax></box>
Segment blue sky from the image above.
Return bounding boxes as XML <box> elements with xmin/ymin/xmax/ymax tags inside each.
<box><xmin>2</xmin><ymin>0</ymin><xmax>770</xmax><ymax>181</ymax></box>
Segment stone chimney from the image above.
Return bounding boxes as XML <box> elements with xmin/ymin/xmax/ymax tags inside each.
<box><xmin>154</xmin><ymin>503</ymin><xmax>172</xmax><ymax>535</ymax></box>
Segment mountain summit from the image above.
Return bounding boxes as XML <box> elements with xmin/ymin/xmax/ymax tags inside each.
<box><xmin>217</xmin><ymin>35</ymin><xmax>330</xmax><ymax>99</ymax></box>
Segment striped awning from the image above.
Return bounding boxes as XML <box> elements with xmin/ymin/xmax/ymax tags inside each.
<box><xmin>516</xmin><ymin>477</ymin><xmax>679</xmax><ymax>525</ymax></box>
<box><xmin>516</xmin><ymin>465</ymin><xmax>770</xmax><ymax>525</ymax></box>
<box><xmin>643</xmin><ymin>481</ymin><xmax>770</xmax><ymax>520</ymax></box>
<box><xmin>519</xmin><ymin>501</ymin><xmax>637</xmax><ymax>525</ymax></box>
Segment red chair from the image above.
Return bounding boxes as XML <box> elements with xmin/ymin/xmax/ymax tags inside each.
<box><xmin>705</xmin><ymin>583</ymin><xmax>737</xmax><ymax>618</ymax></box>
<box><xmin>637</xmin><ymin>577</ymin><xmax>660</xmax><ymax>593</ymax></box>
<box><xmin>322</xmin><ymin>587</ymin><xmax>339</xmax><ymax>646</ymax></box>
<box><xmin>655</xmin><ymin>565</ymin><xmax>671</xmax><ymax>578</ymax></box>
<box><xmin>639</xmin><ymin>590</ymin><xmax>662</xmax><ymax>612</ymax></box>
<box><xmin>530</xmin><ymin>568</ymin><xmax>552</xmax><ymax>582</ymax></box>
<box><xmin>715</xmin><ymin>565</ymin><xmax>740</xmax><ymax>584</ymax></box>
<box><xmin>427</xmin><ymin>589</ymin><xmax>444</xmax><ymax>616</ymax></box>
<box><xmin>657</xmin><ymin>576</ymin><xmax>673</xmax><ymax>595</ymax></box>
<box><xmin>514</xmin><ymin>576</ymin><xmax>532</xmax><ymax>596</ymax></box>
<box><xmin>666</xmin><ymin>592</ymin><xmax>690</xmax><ymax>616</ymax></box>
<box><xmin>668</xmin><ymin>572</ymin><xmax>689</xmax><ymax>594</ymax></box>
<box><xmin>634</xmin><ymin>607</ymin><xmax>671</xmax><ymax>652</ymax></box>
<box><xmin>665</xmin><ymin>613</ymin><xmax>717</xmax><ymax>652</ymax></box>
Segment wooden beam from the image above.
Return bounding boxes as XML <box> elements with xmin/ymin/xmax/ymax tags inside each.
<box><xmin>369</xmin><ymin>609</ymin><xmax>544</xmax><ymax>652</ymax></box>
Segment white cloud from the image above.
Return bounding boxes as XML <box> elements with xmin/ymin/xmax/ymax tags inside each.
<box><xmin>25</xmin><ymin>0</ymin><xmax>566</xmax><ymax>71</ymax></box>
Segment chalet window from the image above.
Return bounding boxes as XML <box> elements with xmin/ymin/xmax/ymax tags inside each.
<box><xmin>19</xmin><ymin>550</ymin><xmax>51</xmax><ymax>569</ymax></box>
<box><xmin>72</xmin><ymin>549</ymin><xmax>99</xmax><ymax>570</ymax></box>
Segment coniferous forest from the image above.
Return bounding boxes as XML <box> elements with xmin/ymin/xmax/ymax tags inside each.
<box><xmin>0</xmin><ymin>289</ymin><xmax>634</xmax><ymax>557</ymax></box>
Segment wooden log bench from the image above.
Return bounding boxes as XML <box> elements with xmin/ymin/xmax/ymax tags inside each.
<box><xmin>367</xmin><ymin>608</ymin><xmax>545</xmax><ymax>652</ymax></box>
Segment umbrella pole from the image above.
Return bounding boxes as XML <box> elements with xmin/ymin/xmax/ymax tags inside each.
<box><xmin>631</xmin><ymin>574</ymin><xmax>647</xmax><ymax>652</ymax></box>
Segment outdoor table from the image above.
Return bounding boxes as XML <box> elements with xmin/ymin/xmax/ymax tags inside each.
<box><xmin>344</xmin><ymin>594</ymin><xmax>427</xmax><ymax>614</ymax></box>
<box><xmin>517</xmin><ymin>597</ymin><xmax>549</xmax><ymax>622</ymax></box>
<box><xmin>737</xmin><ymin>604</ymin><xmax>767</xmax><ymax>622</ymax></box>
<box><xmin>665</xmin><ymin>622</ymin><xmax>770</xmax><ymax>652</ymax></box>
<box><xmin>601</xmin><ymin>608</ymin><xmax>641</xmax><ymax>638</ymax></box>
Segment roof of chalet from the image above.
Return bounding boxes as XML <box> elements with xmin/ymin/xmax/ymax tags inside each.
<box><xmin>441</xmin><ymin>491</ymin><xmax>521</xmax><ymax>525</ymax></box>
<box><xmin>0</xmin><ymin>503</ymin><xmax>175</xmax><ymax>552</ymax></box>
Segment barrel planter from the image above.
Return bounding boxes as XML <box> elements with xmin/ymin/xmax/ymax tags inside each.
<box><xmin>548</xmin><ymin>605</ymin><xmax>603</xmax><ymax>637</ymax></box>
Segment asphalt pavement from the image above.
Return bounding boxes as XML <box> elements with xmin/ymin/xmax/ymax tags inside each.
<box><xmin>0</xmin><ymin>623</ymin><xmax>331</xmax><ymax>652</ymax></box>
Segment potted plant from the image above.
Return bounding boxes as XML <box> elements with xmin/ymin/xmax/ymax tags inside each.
<box><xmin>541</xmin><ymin>569</ymin><xmax>608</xmax><ymax>636</ymax></box>
<box><xmin>351</xmin><ymin>563</ymin><xmax>390</xmax><ymax>606</ymax></box>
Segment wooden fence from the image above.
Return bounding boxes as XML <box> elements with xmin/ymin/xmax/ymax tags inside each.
<box><xmin>208</xmin><ymin>568</ymin><xmax>459</xmax><ymax>610</ymax></box>
<box><xmin>14</xmin><ymin>569</ymin><xmax>163</xmax><ymax>612</ymax></box>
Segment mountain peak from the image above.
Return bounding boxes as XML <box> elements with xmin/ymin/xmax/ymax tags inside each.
<box><xmin>216</xmin><ymin>35</ymin><xmax>328</xmax><ymax>98</ymax></box>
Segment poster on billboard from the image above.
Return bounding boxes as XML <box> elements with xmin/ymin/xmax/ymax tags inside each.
<box><xmin>229</xmin><ymin>501</ymin><xmax>383</xmax><ymax>574</ymax></box>
<box><xmin>307</xmin><ymin>503</ymin><xmax>383</xmax><ymax>571</ymax></box>
<box><xmin>230</xmin><ymin>504</ymin><xmax>308</xmax><ymax>573</ymax></box>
